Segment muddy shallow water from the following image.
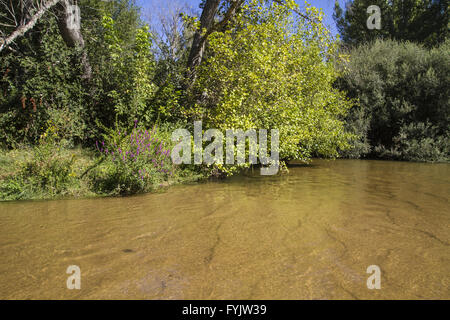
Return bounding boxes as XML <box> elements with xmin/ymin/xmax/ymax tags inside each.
<box><xmin>0</xmin><ymin>160</ymin><xmax>449</xmax><ymax>299</ymax></box>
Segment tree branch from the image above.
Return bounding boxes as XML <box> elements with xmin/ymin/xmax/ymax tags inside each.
<box><xmin>0</xmin><ymin>0</ymin><xmax>62</xmax><ymax>53</ymax></box>
<box><xmin>207</xmin><ymin>0</ymin><xmax>244</xmax><ymax>36</ymax></box>
<box><xmin>272</xmin><ymin>0</ymin><xmax>311</xmax><ymax>21</ymax></box>
<box><xmin>186</xmin><ymin>0</ymin><xmax>244</xmax><ymax>86</ymax></box>
<box><xmin>55</xmin><ymin>0</ymin><xmax>92</xmax><ymax>80</ymax></box>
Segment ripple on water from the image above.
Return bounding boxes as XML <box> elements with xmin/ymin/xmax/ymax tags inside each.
<box><xmin>0</xmin><ymin>160</ymin><xmax>449</xmax><ymax>299</ymax></box>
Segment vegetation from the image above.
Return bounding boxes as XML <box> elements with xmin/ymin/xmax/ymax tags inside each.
<box><xmin>333</xmin><ymin>0</ymin><xmax>448</xmax><ymax>48</ymax></box>
<box><xmin>0</xmin><ymin>123</ymin><xmax>92</xmax><ymax>200</ymax></box>
<box><xmin>195</xmin><ymin>2</ymin><xmax>353</xmax><ymax>164</ymax></box>
<box><xmin>0</xmin><ymin>0</ymin><xmax>448</xmax><ymax>201</ymax></box>
<box><xmin>336</xmin><ymin>39</ymin><xmax>449</xmax><ymax>161</ymax></box>
<box><xmin>333</xmin><ymin>0</ymin><xmax>449</xmax><ymax>161</ymax></box>
<box><xmin>89</xmin><ymin>121</ymin><xmax>200</xmax><ymax>196</ymax></box>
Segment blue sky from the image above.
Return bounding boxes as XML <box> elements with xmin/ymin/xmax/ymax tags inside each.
<box><xmin>137</xmin><ymin>0</ymin><xmax>347</xmax><ymax>36</ymax></box>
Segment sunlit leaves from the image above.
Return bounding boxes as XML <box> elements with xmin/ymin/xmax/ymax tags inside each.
<box><xmin>194</xmin><ymin>0</ymin><xmax>353</xmax><ymax>162</ymax></box>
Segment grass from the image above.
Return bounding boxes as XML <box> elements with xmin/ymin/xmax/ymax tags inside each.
<box><xmin>0</xmin><ymin>146</ymin><xmax>205</xmax><ymax>201</ymax></box>
<box><xmin>0</xmin><ymin>147</ymin><xmax>91</xmax><ymax>201</ymax></box>
<box><xmin>0</xmin><ymin>122</ymin><xmax>208</xmax><ymax>201</ymax></box>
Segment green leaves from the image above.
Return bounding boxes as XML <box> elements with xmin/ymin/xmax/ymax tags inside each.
<box><xmin>101</xmin><ymin>14</ymin><xmax>157</xmax><ymax>126</ymax></box>
<box><xmin>336</xmin><ymin>39</ymin><xmax>450</xmax><ymax>161</ymax></box>
<box><xmin>334</xmin><ymin>0</ymin><xmax>448</xmax><ymax>48</ymax></box>
<box><xmin>194</xmin><ymin>0</ymin><xmax>353</xmax><ymax>165</ymax></box>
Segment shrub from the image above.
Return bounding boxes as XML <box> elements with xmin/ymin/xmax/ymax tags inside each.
<box><xmin>0</xmin><ymin>17</ymin><xmax>86</xmax><ymax>147</ymax></box>
<box><xmin>88</xmin><ymin>121</ymin><xmax>175</xmax><ymax>196</ymax></box>
<box><xmin>375</xmin><ymin>122</ymin><xmax>449</xmax><ymax>162</ymax></box>
<box><xmin>336</xmin><ymin>39</ymin><xmax>449</xmax><ymax>161</ymax></box>
<box><xmin>98</xmin><ymin>15</ymin><xmax>157</xmax><ymax>128</ymax></box>
<box><xmin>0</xmin><ymin>123</ymin><xmax>77</xmax><ymax>200</ymax></box>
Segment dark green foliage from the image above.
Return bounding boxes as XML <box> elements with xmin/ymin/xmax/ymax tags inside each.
<box><xmin>0</xmin><ymin>0</ymin><xmax>156</xmax><ymax>148</ymax></box>
<box><xmin>336</xmin><ymin>39</ymin><xmax>449</xmax><ymax>161</ymax></box>
<box><xmin>334</xmin><ymin>0</ymin><xmax>448</xmax><ymax>48</ymax></box>
<box><xmin>0</xmin><ymin>16</ymin><xmax>87</xmax><ymax>147</ymax></box>
<box><xmin>374</xmin><ymin>122</ymin><xmax>449</xmax><ymax>161</ymax></box>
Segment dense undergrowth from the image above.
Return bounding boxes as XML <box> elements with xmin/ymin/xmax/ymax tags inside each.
<box><xmin>0</xmin><ymin>122</ymin><xmax>204</xmax><ymax>201</ymax></box>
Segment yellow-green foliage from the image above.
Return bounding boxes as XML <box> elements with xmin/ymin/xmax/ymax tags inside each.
<box><xmin>193</xmin><ymin>0</ymin><xmax>353</xmax><ymax>162</ymax></box>
<box><xmin>102</xmin><ymin>15</ymin><xmax>157</xmax><ymax>126</ymax></box>
<box><xmin>0</xmin><ymin>123</ymin><xmax>79</xmax><ymax>200</ymax></box>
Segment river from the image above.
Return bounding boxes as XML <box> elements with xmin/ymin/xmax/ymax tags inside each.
<box><xmin>0</xmin><ymin>160</ymin><xmax>449</xmax><ymax>299</ymax></box>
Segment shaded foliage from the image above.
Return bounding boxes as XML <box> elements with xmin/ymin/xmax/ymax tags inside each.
<box><xmin>0</xmin><ymin>0</ymin><xmax>155</xmax><ymax>147</ymax></box>
<box><xmin>336</xmin><ymin>39</ymin><xmax>449</xmax><ymax>161</ymax></box>
<box><xmin>333</xmin><ymin>0</ymin><xmax>448</xmax><ymax>48</ymax></box>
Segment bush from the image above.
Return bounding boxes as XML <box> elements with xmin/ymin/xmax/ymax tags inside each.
<box><xmin>336</xmin><ymin>39</ymin><xmax>450</xmax><ymax>161</ymax></box>
<box><xmin>0</xmin><ymin>17</ymin><xmax>87</xmax><ymax>147</ymax></box>
<box><xmin>0</xmin><ymin>121</ymin><xmax>204</xmax><ymax>201</ymax></box>
<box><xmin>88</xmin><ymin>121</ymin><xmax>177</xmax><ymax>196</ymax></box>
<box><xmin>375</xmin><ymin>122</ymin><xmax>449</xmax><ymax>162</ymax></box>
<box><xmin>98</xmin><ymin>15</ymin><xmax>157</xmax><ymax>127</ymax></box>
<box><xmin>0</xmin><ymin>123</ymin><xmax>77</xmax><ymax>200</ymax></box>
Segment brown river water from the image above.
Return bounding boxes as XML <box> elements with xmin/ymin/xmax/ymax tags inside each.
<box><xmin>0</xmin><ymin>160</ymin><xmax>449</xmax><ymax>299</ymax></box>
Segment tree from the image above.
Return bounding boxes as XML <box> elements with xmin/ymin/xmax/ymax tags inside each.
<box><xmin>0</xmin><ymin>0</ymin><xmax>154</xmax><ymax>146</ymax></box>
<box><xmin>0</xmin><ymin>0</ymin><xmax>62</xmax><ymax>52</ymax></box>
<box><xmin>194</xmin><ymin>0</ymin><xmax>353</xmax><ymax>165</ymax></box>
<box><xmin>185</xmin><ymin>0</ymin><xmax>324</xmax><ymax>88</ymax></box>
<box><xmin>145</xmin><ymin>0</ymin><xmax>193</xmax><ymax>63</ymax></box>
<box><xmin>333</xmin><ymin>0</ymin><xmax>449</xmax><ymax>47</ymax></box>
<box><xmin>0</xmin><ymin>0</ymin><xmax>92</xmax><ymax>79</ymax></box>
<box><xmin>335</xmin><ymin>39</ymin><xmax>450</xmax><ymax>161</ymax></box>
<box><xmin>186</xmin><ymin>0</ymin><xmax>245</xmax><ymax>85</ymax></box>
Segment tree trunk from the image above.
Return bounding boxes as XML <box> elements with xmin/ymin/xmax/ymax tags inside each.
<box><xmin>186</xmin><ymin>0</ymin><xmax>221</xmax><ymax>83</ymax></box>
<box><xmin>56</xmin><ymin>0</ymin><xmax>92</xmax><ymax>80</ymax></box>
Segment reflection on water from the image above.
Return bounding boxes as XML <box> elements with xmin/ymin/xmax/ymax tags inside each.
<box><xmin>0</xmin><ymin>160</ymin><xmax>449</xmax><ymax>299</ymax></box>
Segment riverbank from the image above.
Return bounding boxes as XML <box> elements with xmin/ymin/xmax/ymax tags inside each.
<box><xmin>0</xmin><ymin>147</ymin><xmax>205</xmax><ymax>202</ymax></box>
<box><xmin>1</xmin><ymin>144</ymin><xmax>448</xmax><ymax>202</ymax></box>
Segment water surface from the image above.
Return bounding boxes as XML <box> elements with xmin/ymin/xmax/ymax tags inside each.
<box><xmin>0</xmin><ymin>160</ymin><xmax>449</xmax><ymax>299</ymax></box>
